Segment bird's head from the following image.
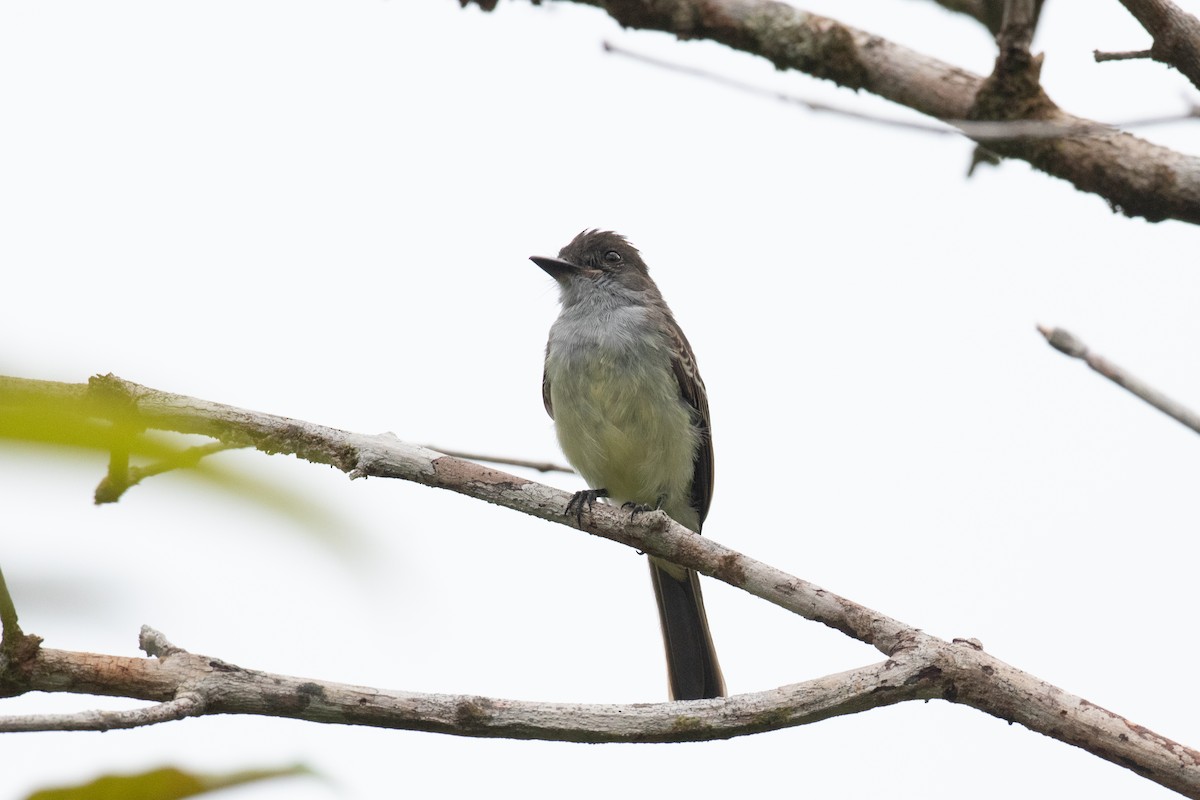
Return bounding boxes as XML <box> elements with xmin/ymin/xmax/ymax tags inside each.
<box><xmin>530</xmin><ymin>230</ymin><xmax>656</xmax><ymax>304</ymax></box>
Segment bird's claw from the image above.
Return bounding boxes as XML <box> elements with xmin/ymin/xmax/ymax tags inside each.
<box><xmin>566</xmin><ymin>488</ymin><xmax>608</xmax><ymax>527</ymax></box>
<box><xmin>621</xmin><ymin>494</ymin><xmax>666</xmax><ymax>523</ymax></box>
<box><xmin>621</xmin><ymin>501</ymin><xmax>655</xmax><ymax>522</ymax></box>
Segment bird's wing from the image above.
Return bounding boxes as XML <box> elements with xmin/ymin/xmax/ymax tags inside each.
<box><xmin>542</xmin><ymin>341</ymin><xmax>554</xmax><ymax>419</ymax></box>
<box><xmin>668</xmin><ymin>322</ymin><xmax>713</xmax><ymax>530</ymax></box>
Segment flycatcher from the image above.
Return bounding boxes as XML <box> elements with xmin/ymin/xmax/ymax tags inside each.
<box><xmin>531</xmin><ymin>229</ymin><xmax>725</xmax><ymax>701</ymax></box>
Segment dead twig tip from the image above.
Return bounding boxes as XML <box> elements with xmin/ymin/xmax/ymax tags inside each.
<box><xmin>1039</xmin><ymin>326</ymin><xmax>1087</xmax><ymax>358</ymax></box>
<box><xmin>139</xmin><ymin>626</ymin><xmax>185</xmax><ymax>659</ymax></box>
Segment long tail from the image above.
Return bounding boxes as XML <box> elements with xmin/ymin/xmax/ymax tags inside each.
<box><xmin>649</xmin><ymin>559</ymin><xmax>726</xmax><ymax>700</ymax></box>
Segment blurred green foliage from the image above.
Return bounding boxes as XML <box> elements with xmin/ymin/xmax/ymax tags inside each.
<box><xmin>0</xmin><ymin>375</ymin><xmax>369</xmax><ymax>558</ymax></box>
<box><xmin>23</xmin><ymin>764</ymin><xmax>315</xmax><ymax>800</ymax></box>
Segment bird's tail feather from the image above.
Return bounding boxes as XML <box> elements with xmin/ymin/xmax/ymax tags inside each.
<box><xmin>649</xmin><ymin>560</ymin><xmax>726</xmax><ymax>700</ymax></box>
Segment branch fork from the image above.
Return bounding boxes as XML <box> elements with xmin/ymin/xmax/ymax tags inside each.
<box><xmin>1</xmin><ymin>373</ymin><xmax>1199</xmax><ymax>794</ymax></box>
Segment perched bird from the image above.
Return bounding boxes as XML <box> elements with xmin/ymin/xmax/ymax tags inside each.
<box><xmin>531</xmin><ymin>230</ymin><xmax>725</xmax><ymax>700</ymax></box>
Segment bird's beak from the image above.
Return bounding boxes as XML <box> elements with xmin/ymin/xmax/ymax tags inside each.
<box><xmin>530</xmin><ymin>255</ymin><xmax>580</xmax><ymax>280</ymax></box>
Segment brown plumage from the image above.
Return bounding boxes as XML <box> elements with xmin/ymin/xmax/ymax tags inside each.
<box><xmin>533</xmin><ymin>230</ymin><xmax>725</xmax><ymax>700</ymax></box>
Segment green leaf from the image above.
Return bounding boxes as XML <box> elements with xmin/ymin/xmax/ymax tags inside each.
<box><xmin>24</xmin><ymin>764</ymin><xmax>315</xmax><ymax>800</ymax></box>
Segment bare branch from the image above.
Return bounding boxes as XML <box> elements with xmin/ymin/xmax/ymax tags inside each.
<box><xmin>420</xmin><ymin>445</ymin><xmax>574</xmax><ymax>474</ymax></box>
<box><xmin>1039</xmin><ymin>326</ymin><xmax>1200</xmax><ymax>435</ymax></box>
<box><xmin>2</xmin><ymin>637</ymin><xmax>933</xmax><ymax>738</ymax></box>
<box><xmin>465</xmin><ymin>0</ymin><xmax>1200</xmax><ymax>225</ymax></box>
<box><xmin>1116</xmin><ymin>0</ymin><xmax>1200</xmax><ymax>91</ymax></box>
<box><xmin>0</xmin><ymin>693</ymin><xmax>206</xmax><ymax>733</ymax></box>
<box><xmin>1</xmin><ymin>372</ymin><xmax>1199</xmax><ymax>793</ymax></box>
<box><xmin>997</xmin><ymin>0</ymin><xmax>1038</xmax><ymax>59</ymax></box>
<box><xmin>603</xmin><ymin>42</ymin><xmax>1199</xmax><ymax>138</ymax></box>
<box><xmin>0</xmin><ymin>375</ymin><xmax>909</xmax><ymax>652</ymax></box>
<box><xmin>1095</xmin><ymin>48</ymin><xmax>1155</xmax><ymax>62</ymax></box>
<box><xmin>94</xmin><ymin>441</ymin><xmax>244</xmax><ymax>504</ymax></box>
<box><xmin>964</xmin><ymin>0</ymin><xmax>1047</xmax><ymax>169</ymax></box>
<box><xmin>0</xmin><ymin>600</ymin><xmax>1195</xmax><ymax>792</ymax></box>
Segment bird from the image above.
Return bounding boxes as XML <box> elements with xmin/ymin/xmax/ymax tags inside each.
<box><xmin>531</xmin><ymin>229</ymin><xmax>725</xmax><ymax>700</ymax></box>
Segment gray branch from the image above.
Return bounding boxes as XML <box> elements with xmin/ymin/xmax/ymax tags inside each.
<box><xmin>1039</xmin><ymin>326</ymin><xmax>1200</xmax><ymax>435</ymax></box>
<box><xmin>0</xmin><ymin>692</ymin><xmax>206</xmax><ymax>733</ymax></box>
<box><xmin>1</xmin><ymin>374</ymin><xmax>1199</xmax><ymax>795</ymax></box>
<box><xmin>420</xmin><ymin>445</ymin><xmax>574</xmax><ymax>474</ymax></box>
<box><xmin>603</xmin><ymin>41</ymin><xmax>1199</xmax><ymax>139</ymax></box>
<box><xmin>1115</xmin><ymin>0</ymin><xmax>1200</xmax><ymax>91</ymax></box>
<box><xmin>463</xmin><ymin>0</ymin><xmax>1200</xmax><ymax>225</ymax></box>
<box><xmin>1095</xmin><ymin>47</ymin><xmax>1155</xmax><ymax>62</ymax></box>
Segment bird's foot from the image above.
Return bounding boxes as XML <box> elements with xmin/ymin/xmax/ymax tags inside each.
<box><xmin>621</xmin><ymin>494</ymin><xmax>667</xmax><ymax>523</ymax></box>
<box><xmin>566</xmin><ymin>488</ymin><xmax>608</xmax><ymax>527</ymax></box>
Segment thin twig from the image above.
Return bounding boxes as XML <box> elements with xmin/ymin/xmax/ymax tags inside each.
<box><xmin>94</xmin><ymin>441</ymin><xmax>245</xmax><ymax>504</ymax></box>
<box><xmin>917</xmin><ymin>0</ymin><xmax>1002</xmax><ymax>33</ymax></box>
<box><xmin>1038</xmin><ymin>326</ymin><xmax>1200</xmax><ymax>435</ymax></box>
<box><xmin>0</xmin><ymin>692</ymin><xmax>206</xmax><ymax>733</ymax></box>
<box><xmin>421</xmin><ymin>446</ymin><xmax>574</xmax><ymax>474</ymax></box>
<box><xmin>103</xmin><ymin>446</ymin><xmax>131</xmax><ymax>502</ymax></box>
<box><xmin>1116</xmin><ymin>0</ymin><xmax>1200</xmax><ymax>91</ymax></box>
<box><xmin>0</xmin><ymin>565</ymin><xmax>42</xmax><ymax>687</ymax></box>
<box><xmin>1095</xmin><ymin>48</ymin><xmax>1155</xmax><ymax>62</ymax></box>
<box><xmin>0</xmin><ymin>566</ymin><xmax>20</xmax><ymax>647</ymax></box>
<box><xmin>601</xmin><ymin>41</ymin><xmax>1198</xmax><ymax>137</ymax></box>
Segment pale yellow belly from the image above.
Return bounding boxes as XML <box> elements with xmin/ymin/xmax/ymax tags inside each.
<box><xmin>551</xmin><ymin>359</ymin><xmax>699</xmax><ymax>527</ymax></box>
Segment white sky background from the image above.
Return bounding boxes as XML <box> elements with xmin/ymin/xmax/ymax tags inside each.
<box><xmin>2</xmin><ymin>0</ymin><xmax>1199</xmax><ymax>797</ymax></box>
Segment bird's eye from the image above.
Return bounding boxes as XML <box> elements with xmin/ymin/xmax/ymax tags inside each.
<box><xmin>603</xmin><ymin>250</ymin><xmax>622</xmax><ymax>264</ymax></box>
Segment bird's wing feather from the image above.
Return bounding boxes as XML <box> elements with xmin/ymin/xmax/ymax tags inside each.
<box><xmin>542</xmin><ymin>342</ymin><xmax>554</xmax><ymax>419</ymax></box>
<box><xmin>668</xmin><ymin>321</ymin><xmax>713</xmax><ymax>529</ymax></box>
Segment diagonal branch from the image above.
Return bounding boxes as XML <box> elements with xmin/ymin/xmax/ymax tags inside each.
<box><xmin>1039</xmin><ymin>326</ymin><xmax>1200</xmax><ymax>435</ymax></box>
<box><xmin>462</xmin><ymin>0</ymin><xmax>1200</xmax><ymax>225</ymax></box>
<box><xmin>604</xmin><ymin>41</ymin><xmax>1200</xmax><ymax>137</ymax></box>
<box><xmin>1115</xmin><ymin>0</ymin><xmax>1200</xmax><ymax>91</ymax></box>
<box><xmin>1</xmin><ymin>373</ymin><xmax>1199</xmax><ymax>794</ymax></box>
<box><xmin>420</xmin><ymin>445</ymin><xmax>574</xmax><ymax>474</ymax></box>
<box><xmin>997</xmin><ymin>0</ymin><xmax>1038</xmax><ymax>58</ymax></box>
<box><xmin>94</xmin><ymin>441</ymin><xmax>245</xmax><ymax>504</ymax></box>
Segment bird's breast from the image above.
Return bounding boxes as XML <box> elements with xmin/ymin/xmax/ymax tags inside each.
<box><xmin>546</xmin><ymin>311</ymin><xmax>699</xmax><ymax>517</ymax></box>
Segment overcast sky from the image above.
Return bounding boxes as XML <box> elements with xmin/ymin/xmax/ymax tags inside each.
<box><xmin>3</xmin><ymin>1</ymin><xmax>1199</xmax><ymax>798</ymax></box>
